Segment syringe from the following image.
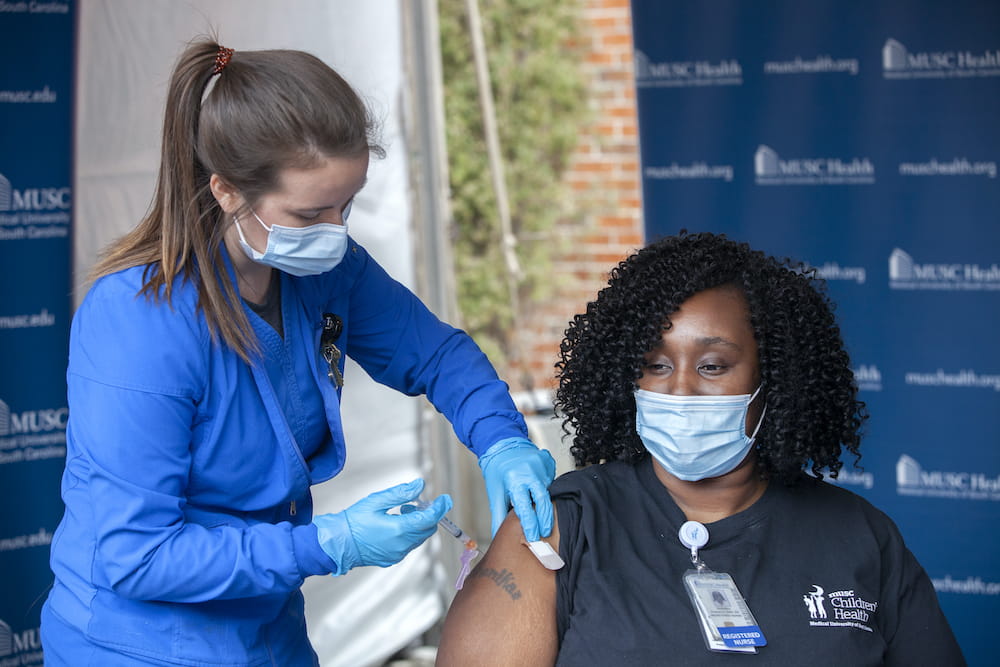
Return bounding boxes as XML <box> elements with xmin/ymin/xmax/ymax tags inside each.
<box><xmin>400</xmin><ymin>499</ymin><xmax>478</xmax><ymax>550</ymax></box>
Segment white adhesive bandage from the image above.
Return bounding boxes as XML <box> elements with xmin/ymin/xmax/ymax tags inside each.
<box><xmin>527</xmin><ymin>540</ymin><xmax>565</xmax><ymax>570</ymax></box>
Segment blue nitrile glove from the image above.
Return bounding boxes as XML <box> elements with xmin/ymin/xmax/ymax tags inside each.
<box><xmin>478</xmin><ymin>437</ymin><xmax>556</xmax><ymax>542</ymax></box>
<box><xmin>312</xmin><ymin>479</ymin><xmax>452</xmax><ymax>575</ymax></box>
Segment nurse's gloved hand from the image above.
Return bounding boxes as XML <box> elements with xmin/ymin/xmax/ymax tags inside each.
<box><xmin>478</xmin><ymin>437</ymin><xmax>556</xmax><ymax>542</ymax></box>
<box><xmin>313</xmin><ymin>479</ymin><xmax>451</xmax><ymax>574</ymax></box>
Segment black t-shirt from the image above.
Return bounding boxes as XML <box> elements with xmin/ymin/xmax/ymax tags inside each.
<box><xmin>551</xmin><ymin>459</ymin><xmax>965</xmax><ymax>666</ymax></box>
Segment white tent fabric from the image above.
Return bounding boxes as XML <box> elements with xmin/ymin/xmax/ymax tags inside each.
<box><xmin>74</xmin><ymin>2</ymin><xmax>446</xmax><ymax>664</ymax></box>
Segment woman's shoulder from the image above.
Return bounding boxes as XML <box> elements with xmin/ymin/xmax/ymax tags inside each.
<box><xmin>779</xmin><ymin>472</ymin><xmax>900</xmax><ymax>534</ymax></box>
<box><xmin>551</xmin><ymin>460</ymin><xmax>642</xmax><ymax>496</ymax></box>
<box><xmin>786</xmin><ymin>471</ymin><xmax>877</xmax><ymax>504</ymax></box>
<box><xmin>84</xmin><ymin>264</ymin><xmax>200</xmax><ymax>308</ymax></box>
<box><xmin>79</xmin><ymin>265</ymin><xmax>203</xmax><ymax>337</ymax></box>
<box><xmin>72</xmin><ymin>265</ymin><xmax>209</xmax><ymax>393</ymax></box>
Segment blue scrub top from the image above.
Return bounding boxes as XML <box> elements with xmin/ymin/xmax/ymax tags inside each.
<box><xmin>43</xmin><ymin>238</ymin><xmax>528</xmax><ymax>665</ymax></box>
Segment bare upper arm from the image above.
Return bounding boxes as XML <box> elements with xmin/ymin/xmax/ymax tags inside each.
<box><xmin>435</xmin><ymin>506</ymin><xmax>561</xmax><ymax>666</ymax></box>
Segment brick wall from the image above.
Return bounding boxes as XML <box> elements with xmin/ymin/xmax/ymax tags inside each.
<box><xmin>508</xmin><ymin>0</ymin><xmax>643</xmax><ymax>396</ymax></box>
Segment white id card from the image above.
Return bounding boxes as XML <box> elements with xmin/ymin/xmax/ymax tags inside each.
<box><xmin>683</xmin><ymin>570</ymin><xmax>767</xmax><ymax>654</ymax></box>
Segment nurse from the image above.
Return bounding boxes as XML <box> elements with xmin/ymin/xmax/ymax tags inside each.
<box><xmin>40</xmin><ymin>39</ymin><xmax>554</xmax><ymax>665</ymax></box>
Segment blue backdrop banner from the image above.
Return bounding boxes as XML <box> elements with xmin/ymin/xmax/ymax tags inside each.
<box><xmin>630</xmin><ymin>1</ymin><xmax>999</xmax><ymax>664</ymax></box>
<box><xmin>0</xmin><ymin>1</ymin><xmax>75</xmax><ymax>663</ymax></box>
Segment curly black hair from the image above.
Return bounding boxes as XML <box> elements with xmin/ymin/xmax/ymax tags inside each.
<box><xmin>554</xmin><ymin>231</ymin><xmax>866</xmax><ymax>484</ymax></box>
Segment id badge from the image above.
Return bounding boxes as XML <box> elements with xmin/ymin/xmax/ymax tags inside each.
<box><xmin>683</xmin><ymin>570</ymin><xmax>767</xmax><ymax>653</ymax></box>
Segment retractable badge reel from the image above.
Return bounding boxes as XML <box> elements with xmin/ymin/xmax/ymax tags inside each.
<box><xmin>679</xmin><ymin>521</ymin><xmax>767</xmax><ymax>654</ymax></box>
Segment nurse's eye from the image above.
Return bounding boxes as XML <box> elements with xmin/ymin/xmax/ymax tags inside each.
<box><xmin>699</xmin><ymin>363</ymin><xmax>728</xmax><ymax>375</ymax></box>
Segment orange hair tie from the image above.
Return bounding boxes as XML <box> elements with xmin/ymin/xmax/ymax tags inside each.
<box><xmin>212</xmin><ymin>46</ymin><xmax>234</xmax><ymax>76</ymax></box>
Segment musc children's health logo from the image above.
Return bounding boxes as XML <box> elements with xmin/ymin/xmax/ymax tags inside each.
<box><xmin>802</xmin><ymin>585</ymin><xmax>877</xmax><ymax>633</ymax></box>
<box><xmin>0</xmin><ymin>171</ymin><xmax>72</xmax><ymax>241</ymax></box>
<box><xmin>754</xmin><ymin>145</ymin><xmax>874</xmax><ymax>185</ymax></box>
<box><xmin>883</xmin><ymin>38</ymin><xmax>1000</xmax><ymax>79</ymax></box>
<box><xmin>634</xmin><ymin>50</ymin><xmax>742</xmax><ymax>88</ymax></box>
<box><xmin>889</xmin><ymin>248</ymin><xmax>1000</xmax><ymax>290</ymax></box>
<box><xmin>897</xmin><ymin>455</ymin><xmax>1000</xmax><ymax>501</ymax></box>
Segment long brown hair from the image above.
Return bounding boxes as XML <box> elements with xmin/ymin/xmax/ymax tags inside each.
<box><xmin>89</xmin><ymin>38</ymin><xmax>384</xmax><ymax>361</ymax></box>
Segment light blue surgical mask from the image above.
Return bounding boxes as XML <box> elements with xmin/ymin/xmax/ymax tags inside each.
<box><xmin>634</xmin><ymin>386</ymin><xmax>766</xmax><ymax>481</ymax></box>
<box><xmin>234</xmin><ymin>202</ymin><xmax>351</xmax><ymax>277</ymax></box>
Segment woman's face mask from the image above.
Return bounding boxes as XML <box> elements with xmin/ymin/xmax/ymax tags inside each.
<box><xmin>223</xmin><ymin>153</ymin><xmax>369</xmax><ymax>277</ymax></box>
<box><xmin>235</xmin><ymin>203</ymin><xmax>350</xmax><ymax>277</ymax></box>
<box><xmin>634</xmin><ymin>286</ymin><xmax>765</xmax><ymax>481</ymax></box>
<box><xmin>635</xmin><ymin>386</ymin><xmax>766</xmax><ymax>481</ymax></box>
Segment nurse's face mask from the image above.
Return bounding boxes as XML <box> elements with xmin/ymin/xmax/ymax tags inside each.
<box><xmin>234</xmin><ymin>201</ymin><xmax>351</xmax><ymax>277</ymax></box>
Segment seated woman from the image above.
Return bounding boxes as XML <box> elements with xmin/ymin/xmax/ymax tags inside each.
<box><xmin>436</xmin><ymin>232</ymin><xmax>964</xmax><ymax>665</ymax></box>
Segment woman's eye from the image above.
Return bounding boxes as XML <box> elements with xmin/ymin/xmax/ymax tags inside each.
<box><xmin>643</xmin><ymin>361</ymin><xmax>672</xmax><ymax>373</ymax></box>
<box><xmin>297</xmin><ymin>212</ymin><xmax>321</xmax><ymax>222</ymax></box>
<box><xmin>700</xmin><ymin>363</ymin><xmax>727</xmax><ymax>374</ymax></box>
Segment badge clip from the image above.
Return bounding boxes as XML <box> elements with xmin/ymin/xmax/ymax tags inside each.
<box><xmin>678</xmin><ymin>521</ymin><xmax>767</xmax><ymax>654</ymax></box>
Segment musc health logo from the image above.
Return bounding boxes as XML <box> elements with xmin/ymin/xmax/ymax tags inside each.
<box><xmin>0</xmin><ymin>171</ymin><xmax>72</xmax><ymax>240</ymax></box>
<box><xmin>0</xmin><ymin>618</ymin><xmax>42</xmax><ymax>663</ymax></box>
<box><xmin>0</xmin><ymin>398</ymin><xmax>68</xmax><ymax>437</ymax></box>
<box><xmin>0</xmin><ymin>172</ymin><xmax>71</xmax><ymax>212</ymax></box>
<box><xmin>883</xmin><ymin>38</ymin><xmax>1000</xmax><ymax>79</ymax></box>
<box><xmin>634</xmin><ymin>50</ymin><xmax>742</xmax><ymax>88</ymax></box>
<box><xmin>889</xmin><ymin>248</ymin><xmax>1000</xmax><ymax>290</ymax></box>
<box><xmin>754</xmin><ymin>145</ymin><xmax>874</xmax><ymax>185</ymax></box>
<box><xmin>897</xmin><ymin>455</ymin><xmax>1000</xmax><ymax>501</ymax></box>
<box><xmin>0</xmin><ymin>173</ymin><xmax>10</xmax><ymax>209</ymax></box>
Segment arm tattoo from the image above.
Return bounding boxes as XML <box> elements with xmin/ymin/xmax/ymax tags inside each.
<box><xmin>470</xmin><ymin>566</ymin><xmax>523</xmax><ymax>601</ymax></box>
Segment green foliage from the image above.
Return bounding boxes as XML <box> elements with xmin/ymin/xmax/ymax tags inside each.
<box><xmin>439</xmin><ymin>0</ymin><xmax>589</xmax><ymax>371</ymax></box>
